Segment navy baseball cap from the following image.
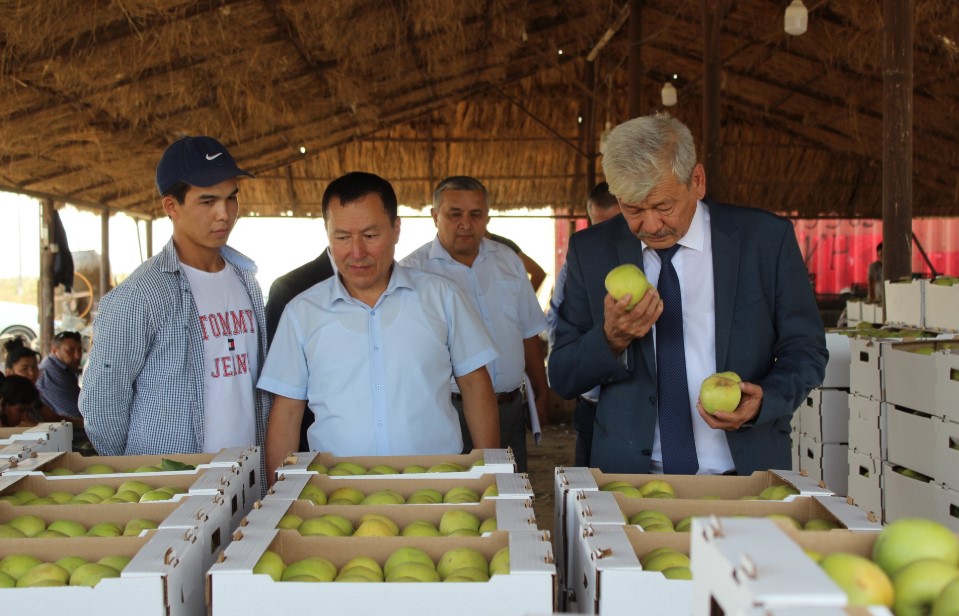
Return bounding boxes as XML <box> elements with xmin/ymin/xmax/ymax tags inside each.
<box><xmin>155</xmin><ymin>136</ymin><xmax>254</xmax><ymax>195</ymax></box>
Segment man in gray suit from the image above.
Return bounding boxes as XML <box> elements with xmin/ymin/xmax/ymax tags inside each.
<box><xmin>548</xmin><ymin>113</ymin><xmax>827</xmax><ymax>475</ymax></box>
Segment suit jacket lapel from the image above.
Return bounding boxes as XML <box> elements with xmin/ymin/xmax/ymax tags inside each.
<box><xmin>710</xmin><ymin>202</ymin><xmax>741</xmax><ymax>370</ymax></box>
<box><xmin>614</xmin><ymin>220</ymin><xmax>656</xmax><ymax>377</ymax></box>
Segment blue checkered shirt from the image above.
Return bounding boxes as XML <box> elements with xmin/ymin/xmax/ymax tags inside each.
<box><xmin>37</xmin><ymin>355</ymin><xmax>81</xmax><ymax>418</ymax></box>
<box><xmin>79</xmin><ymin>239</ymin><xmax>272</xmax><ymax>456</ymax></box>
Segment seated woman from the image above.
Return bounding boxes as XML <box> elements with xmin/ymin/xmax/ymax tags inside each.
<box><xmin>3</xmin><ymin>337</ymin><xmax>63</xmax><ymax>424</ymax></box>
<box><xmin>0</xmin><ymin>374</ymin><xmax>40</xmax><ymax>428</ymax></box>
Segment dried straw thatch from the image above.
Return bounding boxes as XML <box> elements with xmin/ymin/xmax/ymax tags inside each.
<box><xmin>0</xmin><ymin>0</ymin><xmax>956</xmax><ymax>219</ymax></box>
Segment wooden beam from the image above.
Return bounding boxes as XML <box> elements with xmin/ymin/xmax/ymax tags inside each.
<box><xmin>701</xmin><ymin>0</ymin><xmax>726</xmax><ymax>201</ymax></box>
<box><xmin>100</xmin><ymin>210</ymin><xmax>111</xmax><ymax>298</ymax></box>
<box><xmin>39</xmin><ymin>199</ymin><xmax>55</xmax><ymax>352</ymax></box>
<box><xmin>628</xmin><ymin>0</ymin><xmax>644</xmax><ymax>118</ymax></box>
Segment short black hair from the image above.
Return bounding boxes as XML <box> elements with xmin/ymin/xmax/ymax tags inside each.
<box><xmin>161</xmin><ymin>181</ymin><xmax>191</xmax><ymax>205</ymax></box>
<box><xmin>877</xmin><ymin>242</ymin><xmax>883</xmax><ymax>252</ymax></box>
<box><xmin>587</xmin><ymin>182</ymin><xmax>618</xmax><ymax>209</ymax></box>
<box><xmin>3</xmin><ymin>337</ymin><xmax>39</xmax><ymax>368</ymax></box>
<box><xmin>321</xmin><ymin>172</ymin><xmax>398</xmax><ymax>222</ymax></box>
<box><xmin>0</xmin><ymin>375</ymin><xmax>38</xmax><ymax>406</ymax></box>
<box><xmin>52</xmin><ymin>331</ymin><xmax>81</xmax><ymax>346</ymax></box>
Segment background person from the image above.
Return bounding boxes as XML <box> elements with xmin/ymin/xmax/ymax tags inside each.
<box><xmin>3</xmin><ymin>337</ymin><xmax>63</xmax><ymax>425</ymax></box>
<box><xmin>867</xmin><ymin>242</ymin><xmax>883</xmax><ymax>303</ymax></box>
<box><xmin>548</xmin><ymin>113</ymin><xmax>827</xmax><ymax>476</ymax></box>
<box><xmin>0</xmin><ymin>375</ymin><xmax>40</xmax><ymax>428</ymax></box>
<box><xmin>37</xmin><ymin>331</ymin><xmax>83</xmax><ymax>421</ymax></box>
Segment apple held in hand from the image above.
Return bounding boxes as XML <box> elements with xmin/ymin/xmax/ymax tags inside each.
<box><xmin>605</xmin><ymin>264</ymin><xmax>652</xmax><ymax>311</ymax></box>
<box><xmin>699</xmin><ymin>372</ymin><xmax>742</xmax><ymax>414</ymax></box>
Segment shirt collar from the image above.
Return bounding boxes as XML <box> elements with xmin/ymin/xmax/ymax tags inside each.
<box><xmin>329</xmin><ymin>261</ymin><xmax>412</xmax><ymax>307</ymax></box>
<box><xmin>426</xmin><ymin>235</ymin><xmax>492</xmax><ymax>266</ymax></box>
<box><xmin>640</xmin><ymin>199</ymin><xmax>706</xmax><ymax>254</ymax></box>
<box><xmin>45</xmin><ymin>354</ymin><xmax>68</xmax><ymax>371</ymax></box>
<box><xmin>158</xmin><ymin>238</ymin><xmax>258</xmax><ymax>274</ymax></box>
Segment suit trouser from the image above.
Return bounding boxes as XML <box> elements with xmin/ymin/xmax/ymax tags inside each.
<box><xmin>573</xmin><ymin>396</ymin><xmax>598</xmax><ymax>468</ymax></box>
<box><xmin>452</xmin><ymin>395</ymin><xmax>528</xmax><ymax>473</ymax></box>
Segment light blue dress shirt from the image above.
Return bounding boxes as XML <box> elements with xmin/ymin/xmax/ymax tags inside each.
<box><xmin>258</xmin><ymin>263</ymin><xmax>497</xmax><ymax>456</ymax></box>
<box><xmin>401</xmin><ymin>237</ymin><xmax>546</xmax><ymax>393</ymax></box>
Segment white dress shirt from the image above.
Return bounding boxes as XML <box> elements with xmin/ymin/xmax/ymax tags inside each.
<box><xmin>258</xmin><ymin>264</ymin><xmax>497</xmax><ymax>456</ymax></box>
<box><xmin>645</xmin><ymin>201</ymin><xmax>736</xmax><ymax>474</ymax></box>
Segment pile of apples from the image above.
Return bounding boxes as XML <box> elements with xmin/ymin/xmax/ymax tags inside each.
<box><xmin>0</xmin><ymin>553</ymin><xmax>130</xmax><ymax>588</ymax></box>
<box><xmin>298</xmin><ymin>484</ymin><xmax>496</xmax><ymax>506</ymax></box>
<box><xmin>628</xmin><ymin>509</ymin><xmax>839</xmax><ymax>533</ymax></box>
<box><xmin>44</xmin><ymin>458</ymin><xmax>197</xmax><ymax>476</ymax></box>
<box><xmin>814</xmin><ymin>517</ymin><xmax>959</xmax><ymax>614</ymax></box>
<box><xmin>0</xmin><ymin>481</ymin><xmax>185</xmax><ymax>506</ymax></box>
<box><xmin>278</xmin><ymin>509</ymin><xmax>496</xmax><ymax>538</ymax></box>
<box><xmin>303</xmin><ymin>460</ymin><xmax>484</xmax><ymax>475</ymax></box>
<box><xmin>598</xmin><ymin>479</ymin><xmax>800</xmax><ymax>501</ymax></box>
<box><xmin>253</xmin><ymin>545</ymin><xmax>510</xmax><ymax>583</ymax></box>
<box><xmin>639</xmin><ymin>547</ymin><xmax>692</xmax><ymax>580</ymax></box>
<box><xmin>0</xmin><ymin>515</ymin><xmax>157</xmax><ymax>538</ymax></box>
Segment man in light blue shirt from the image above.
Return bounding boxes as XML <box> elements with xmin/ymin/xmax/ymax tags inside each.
<box><xmin>260</xmin><ymin>172</ymin><xmax>500</xmax><ymax>483</ymax></box>
<box><xmin>546</xmin><ymin>182</ymin><xmax>621</xmax><ymax>467</ymax></box>
<box><xmin>401</xmin><ymin>176</ymin><xmax>548</xmax><ymax>473</ymax></box>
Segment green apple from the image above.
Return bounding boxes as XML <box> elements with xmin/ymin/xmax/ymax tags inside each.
<box><xmin>638</xmin><ymin>480</ymin><xmax>674</xmax><ymax>497</ymax></box>
<box><xmin>335</xmin><ymin>566</ymin><xmax>382</xmax><ymax>582</ymax></box>
<box><xmin>402</xmin><ymin>465</ymin><xmax>427</xmax><ymax>474</ymax></box>
<box><xmin>277</xmin><ymin>513</ymin><xmax>303</xmax><ymax>530</ymax></box>
<box><xmin>80</xmin><ymin>464</ymin><xmax>116</xmax><ymax>474</ymax></box>
<box><xmin>253</xmin><ymin>550</ymin><xmax>285</xmax><ymax>581</ymax></box>
<box><xmin>71</xmin><ymin>492</ymin><xmax>105</xmax><ymax>505</ymax></box>
<box><xmin>281</xmin><ymin>557</ymin><xmax>337</xmax><ymax>582</ymax></box>
<box><xmin>675</xmin><ymin>516</ymin><xmax>693</xmax><ymax>532</ymax></box>
<box><xmin>12</xmin><ymin>490</ymin><xmax>37</xmax><ymax>504</ymax></box>
<box><xmin>605</xmin><ymin>263</ymin><xmax>652</xmax><ymax>310</ymax></box>
<box><xmin>641</xmin><ymin>521</ymin><xmax>675</xmax><ymax>532</ymax></box>
<box><xmin>16</xmin><ymin>563</ymin><xmax>70</xmax><ymax>587</ymax></box>
<box><xmin>407</xmin><ymin>488</ymin><xmax>443</xmax><ymax>504</ymax></box>
<box><xmin>83</xmin><ymin>484</ymin><xmax>117</xmax><ymax>500</ymax></box>
<box><xmin>479</xmin><ymin>517</ymin><xmax>497</xmax><ymax>534</ymax></box>
<box><xmin>448</xmin><ymin>528</ymin><xmax>480</xmax><ymax>537</ymax></box>
<box><xmin>439</xmin><ymin>509</ymin><xmax>481</xmax><ymax>535</ymax></box>
<box><xmin>386</xmin><ymin>562</ymin><xmax>440</xmax><ymax>583</ymax></box>
<box><xmin>139</xmin><ymin>490</ymin><xmax>173</xmax><ymax>503</ymax></box>
<box><xmin>8</xmin><ymin>514</ymin><xmax>46</xmax><ymax>537</ymax></box>
<box><xmin>402</xmin><ymin>521</ymin><xmax>442</xmax><ymax>537</ymax></box>
<box><xmin>0</xmin><ymin>525</ymin><xmax>26</xmax><ymax>538</ymax></box>
<box><xmin>359</xmin><ymin>513</ymin><xmax>399</xmax><ymax>535</ymax></box>
<box><xmin>873</xmin><ymin>518</ymin><xmax>959</xmax><ymax>576</ymax></box>
<box><xmin>353</xmin><ymin>519</ymin><xmax>397</xmax><ymax>537</ymax></box>
<box><xmin>327</xmin><ymin>486</ymin><xmax>364</xmax><ymax>505</ymax></box>
<box><xmin>340</xmin><ymin>556</ymin><xmax>383</xmax><ymax>581</ymax></box>
<box><xmin>662</xmin><ymin>566</ymin><xmax>693</xmax><ymax>580</ymax></box>
<box><xmin>47</xmin><ymin>467</ymin><xmax>74</xmax><ymax>476</ymax></box>
<box><xmin>932</xmin><ymin>578</ymin><xmax>959</xmax><ymax>615</ymax></box>
<box><xmin>641</xmin><ymin>548</ymin><xmax>680</xmax><ymax>567</ymax></box>
<box><xmin>332</xmin><ymin>461</ymin><xmax>367</xmax><ymax>475</ymax></box>
<box><xmin>819</xmin><ymin>552</ymin><xmax>893</xmax><ymax>607</ymax></box>
<box><xmin>123</xmin><ymin>518</ymin><xmax>158</xmax><ymax>537</ymax></box>
<box><xmin>759</xmin><ymin>485</ymin><xmax>799</xmax><ymax>500</ymax></box>
<box><xmin>0</xmin><ymin>571</ymin><xmax>16</xmax><ymax>588</ymax></box>
<box><xmin>47</xmin><ymin>520</ymin><xmax>87</xmax><ymax>537</ymax></box>
<box><xmin>98</xmin><ymin>555</ymin><xmax>131</xmax><ymax>572</ymax></box>
<box><xmin>443</xmin><ymin>486</ymin><xmax>480</xmax><ymax>504</ymax></box>
<box><xmin>299</xmin><ymin>484</ymin><xmax>327</xmax><ymax>505</ymax></box>
<box><xmin>306</xmin><ymin>462</ymin><xmax>328</xmax><ymax>474</ymax></box>
<box><xmin>932</xmin><ymin>277</ymin><xmax>956</xmax><ymax>286</ymax></box>
<box><xmin>804</xmin><ymin>549</ymin><xmax>824</xmax><ymax>563</ymax></box>
<box><xmin>892</xmin><ymin>558</ymin><xmax>959</xmax><ymax>615</ymax></box>
<box><xmin>700</xmin><ymin>373</ymin><xmax>742</xmax><ymax>414</ymax></box>
<box><xmin>481</xmin><ymin>484</ymin><xmax>499</xmax><ymax>499</ymax></box>
<box><xmin>643</xmin><ymin>551</ymin><xmax>690</xmax><ymax>572</ymax></box>
<box><xmin>804</xmin><ymin>518</ymin><xmax>841</xmax><ymax>531</ymax></box>
<box><xmin>767</xmin><ymin>514</ymin><xmax>803</xmax><ymax>530</ymax></box>
<box><xmin>34</xmin><ymin>530</ymin><xmax>67</xmax><ymax>538</ymax></box>
<box><xmin>0</xmin><ymin>554</ymin><xmax>43</xmax><ymax>580</ymax></box>
<box><xmin>629</xmin><ymin>510</ymin><xmax>672</xmax><ymax>527</ymax></box>
<box><xmin>489</xmin><ymin>546</ymin><xmax>510</xmax><ymax>576</ymax></box>
<box><xmin>69</xmin><ymin>563</ymin><xmax>120</xmax><ymax>587</ymax></box>
<box><xmin>27</xmin><ymin>497</ymin><xmax>57</xmax><ymax>505</ymax></box>
<box><xmin>912</xmin><ymin>347</ymin><xmax>936</xmax><ymax>355</ymax></box>
<box><xmin>55</xmin><ymin>556</ymin><xmax>88</xmax><ymax>576</ymax></box>
<box><xmin>298</xmin><ymin>517</ymin><xmax>347</xmax><ymax>537</ymax></box>
<box><xmin>384</xmin><ymin>547</ymin><xmax>435</xmax><ymax>578</ymax></box>
<box><xmin>87</xmin><ymin>522</ymin><xmax>123</xmax><ymax>538</ymax></box>
<box><xmin>48</xmin><ymin>491</ymin><xmax>75</xmax><ymax>504</ymax></box>
<box><xmin>427</xmin><ymin>462</ymin><xmax>464</xmax><ymax>473</ymax></box>
<box><xmin>360</xmin><ymin>489</ymin><xmax>405</xmax><ymax>506</ymax></box>
<box><xmin>132</xmin><ymin>465</ymin><xmax>162</xmax><ymax>473</ymax></box>
<box><xmin>444</xmin><ymin>566</ymin><xmax>489</xmax><ymax>582</ymax></box>
<box><xmin>600</xmin><ymin>481</ymin><xmax>633</xmax><ymax>491</ymax></box>
<box><xmin>318</xmin><ymin>514</ymin><xmax>353</xmax><ymax>535</ymax></box>
<box><xmin>367</xmin><ymin>465</ymin><xmax>398</xmax><ymax>475</ymax></box>
<box><xmin>117</xmin><ymin>480</ymin><xmax>153</xmax><ymax>497</ymax></box>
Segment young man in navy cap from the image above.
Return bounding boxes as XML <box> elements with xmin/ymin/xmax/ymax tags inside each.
<box><xmin>80</xmin><ymin>137</ymin><xmax>272</xmax><ymax>458</ymax></box>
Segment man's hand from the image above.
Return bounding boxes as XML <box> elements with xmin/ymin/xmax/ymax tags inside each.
<box><xmin>533</xmin><ymin>388</ymin><xmax>548</xmax><ymax>429</ymax></box>
<box><xmin>265</xmin><ymin>395</ymin><xmax>307</xmax><ymax>487</ymax></box>
<box><xmin>603</xmin><ymin>288</ymin><xmax>663</xmax><ymax>356</ymax></box>
<box><xmin>697</xmin><ymin>381</ymin><xmax>763</xmax><ymax>431</ymax></box>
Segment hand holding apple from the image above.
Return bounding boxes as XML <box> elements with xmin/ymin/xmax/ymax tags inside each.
<box><xmin>602</xmin><ymin>288</ymin><xmax>663</xmax><ymax>356</ymax></box>
<box><xmin>697</xmin><ymin>378</ymin><xmax>763</xmax><ymax>431</ymax></box>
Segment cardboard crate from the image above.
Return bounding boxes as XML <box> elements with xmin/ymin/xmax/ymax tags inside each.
<box><xmin>884</xmin><ymin>279</ymin><xmax>924</xmax><ymax>328</ymax></box>
<box><xmin>0</xmin><ymin>422</ymin><xmax>73</xmax><ymax>454</ymax></box>
<box><xmin>886</xmin><ymin>405</ymin><xmax>936</xmax><ymax>479</ymax></box>
<box><xmin>845</xmin><ymin>299</ymin><xmax>863</xmax><ymax>325</ymax></box>
<box><xmin>935</xmin><ymin>418</ymin><xmax>959</xmax><ymax>490</ymax></box>
<box><xmin>799</xmin><ymin>388</ymin><xmax>849</xmax><ymax>444</ymax></box>
<box><xmin>883</xmin><ymin>340</ymin><xmax>957</xmax><ymax>416</ymax></box>
<box><xmin>798</xmin><ymin>435</ymin><xmax>848</xmax><ymax>496</ymax></box>
<box><xmin>790</xmin><ymin>427</ymin><xmax>800</xmax><ymax>473</ymax></box>
<box><xmin>845</xmin><ymin>450</ymin><xmax>883</xmax><ymax>521</ymax></box>
<box><xmin>861</xmin><ymin>302</ymin><xmax>883</xmax><ymax>324</ymax></box>
<box><xmin>240</xmin><ymin>496</ymin><xmax>538</xmax><ymax>535</ymax></box>
<box><xmin>935</xmin><ymin>348</ymin><xmax>959</xmax><ymax>424</ymax></box>
<box><xmin>924</xmin><ymin>279</ymin><xmax>959</xmax><ymax>332</ymax></box>
<box><xmin>0</xmin><ymin>529</ymin><xmax>205</xmax><ymax>616</ymax></box>
<box><xmin>847</xmin><ymin>395</ymin><xmax>886</xmax><ymax>460</ymax></box>
<box><xmin>934</xmin><ymin>483</ymin><xmax>959</xmax><ymax>533</ymax></box>
<box><xmin>264</xmin><ymin>472</ymin><xmax>533</xmax><ymax>504</ymax></box>
<box><xmin>691</xmin><ymin>517</ymin><xmax>848</xmax><ymax>614</ymax></box>
<box><xmin>206</xmin><ymin>530</ymin><xmax>555</xmax><ymax>616</ymax></box>
<box><xmin>570</xmin><ymin>524</ymin><xmax>690</xmax><ymax>615</ymax></box>
<box><xmin>552</xmin><ymin>468</ymin><xmax>832</xmax><ymax>608</ymax></box>
<box><xmin>849</xmin><ymin>336</ymin><xmax>884</xmax><ymax>401</ymax></box>
<box><xmin>823</xmin><ymin>332</ymin><xmax>853</xmax><ymax>388</ymax></box>
<box><xmin>276</xmin><ymin>449</ymin><xmax>516</xmax><ymax>479</ymax></box>
<box><xmin>882</xmin><ymin>461</ymin><xmax>936</xmax><ymax>523</ymax></box>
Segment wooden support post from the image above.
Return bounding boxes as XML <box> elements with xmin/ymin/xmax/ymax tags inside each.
<box><xmin>584</xmin><ymin>60</ymin><xmax>597</xmax><ymax>205</ymax></box>
<box><xmin>39</xmin><ymin>199</ymin><xmax>55</xmax><ymax>352</ymax></box>
<box><xmin>882</xmin><ymin>0</ymin><xmax>913</xmax><ymax>289</ymax></box>
<box><xmin>145</xmin><ymin>219</ymin><xmax>153</xmax><ymax>258</ymax></box>
<box><xmin>627</xmin><ymin>0</ymin><xmax>644</xmax><ymax>119</ymax></box>
<box><xmin>100</xmin><ymin>209</ymin><xmax>111</xmax><ymax>298</ymax></box>
<box><xmin>702</xmin><ymin>0</ymin><xmax>725</xmax><ymax>201</ymax></box>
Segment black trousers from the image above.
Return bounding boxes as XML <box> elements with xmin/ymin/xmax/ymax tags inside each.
<box><xmin>452</xmin><ymin>395</ymin><xmax>528</xmax><ymax>473</ymax></box>
<box><xmin>573</xmin><ymin>396</ymin><xmax>598</xmax><ymax>467</ymax></box>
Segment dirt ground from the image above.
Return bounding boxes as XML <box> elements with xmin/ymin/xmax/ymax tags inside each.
<box><xmin>525</xmin><ymin>396</ymin><xmax>578</xmax><ymax>536</ymax></box>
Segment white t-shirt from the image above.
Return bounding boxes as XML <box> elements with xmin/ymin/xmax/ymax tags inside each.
<box><xmin>181</xmin><ymin>262</ymin><xmax>258</xmax><ymax>453</ymax></box>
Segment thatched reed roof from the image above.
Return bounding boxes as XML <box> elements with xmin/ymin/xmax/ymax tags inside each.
<box><xmin>0</xmin><ymin>0</ymin><xmax>957</xmax><ymax>219</ymax></box>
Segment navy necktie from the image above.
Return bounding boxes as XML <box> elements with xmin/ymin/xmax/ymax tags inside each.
<box><xmin>655</xmin><ymin>244</ymin><xmax>699</xmax><ymax>475</ymax></box>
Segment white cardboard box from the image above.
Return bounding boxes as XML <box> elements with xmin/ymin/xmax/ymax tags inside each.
<box><xmin>935</xmin><ymin>348</ymin><xmax>959</xmax><ymax>424</ymax></box>
<box><xmin>845</xmin><ymin>300</ymin><xmax>863</xmax><ymax>325</ymax></box>
<box><xmin>847</xmin><ymin>395</ymin><xmax>886</xmax><ymax>460</ymax></box>
<box><xmin>207</xmin><ymin>529</ymin><xmax>555</xmax><ymax>616</ymax></box>
<box><xmin>936</xmin><ymin>418</ymin><xmax>959</xmax><ymax>490</ymax></box>
<box><xmin>884</xmin><ymin>279</ymin><xmax>924</xmax><ymax>328</ymax></box>
<box><xmin>690</xmin><ymin>517</ymin><xmax>848</xmax><ymax>614</ymax></box>
<box><xmin>934</xmin><ymin>483</ymin><xmax>959</xmax><ymax>533</ymax></box>
<box><xmin>924</xmin><ymin>279</ymin><xmax>959</xmax><ymax>332</ymax></box>
<box><xmin>823</xmin><ymin>332</ymin><xmax>852</xmax><ymax>388</ymax></box>
<box><xmin>882</xmin><ymin>461</ymin><xmax>936</xmax><ymax>523</ymax></box>
<box><xmin>883</xmin><ymin>340</ymin><xmax>954</xmax><ymax>415</ymax></box>
<box><xmin>799</xmin><ymin>388</ymin><xmax>849</xmax><ymax>444</ymax></box>
<box><xmin>849</xmin><ymin>336</ymin><xmax>884</xmax><ymax>401</ymax></box>
<box><xmin>798</xmin><ymin>435</ymin><xmax>848</xmax><ymax>496</ymax></box>
<box><xmin>862</xmin><ymin>302</ymin><xmax>883</xmax><ymax>324</ymax></box>
<box><xmin>885</xmin><ymin>404</ymin><xmax>936</xmax><ymax>479</ymax></box>
<box><xmin>276</xmin><ymin>449</ymin><xmax>516</xmax><ymax>479</ymax></box>
<box><xmin>845</xmin><ymin>450</ymin><xmax>883</xmax><ymax>521</ymax></box>
<box><xmin>791</xmin><ymin>427</ymin><xmax>800</xmax><ymax>472</ymax></box>
<box><xmin>0</xmin><ymin>422</ymin><xmax>73</xmax><ymax>453</ymax></box>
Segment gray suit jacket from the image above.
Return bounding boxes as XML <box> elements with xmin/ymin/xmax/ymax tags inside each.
<box><xmin>547</xmin><ymin>202</ymin><xmax>827</xmax><ymax>475</ymax></box>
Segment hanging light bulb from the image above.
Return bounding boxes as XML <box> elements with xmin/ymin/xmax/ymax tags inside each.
<box><xmin>661</xmin><ymin>82</ymin><xmax>677</xmax><ymax>107</ymax></box>
<box><xmin>599</xmin><ymin>120</ymin><xmax>612</xmax><ymax>154</ymax></box>
<box><xmin>784</xmin><ymin>0</ymin><xmax>808</xmax><ymax>36</ymax></box>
